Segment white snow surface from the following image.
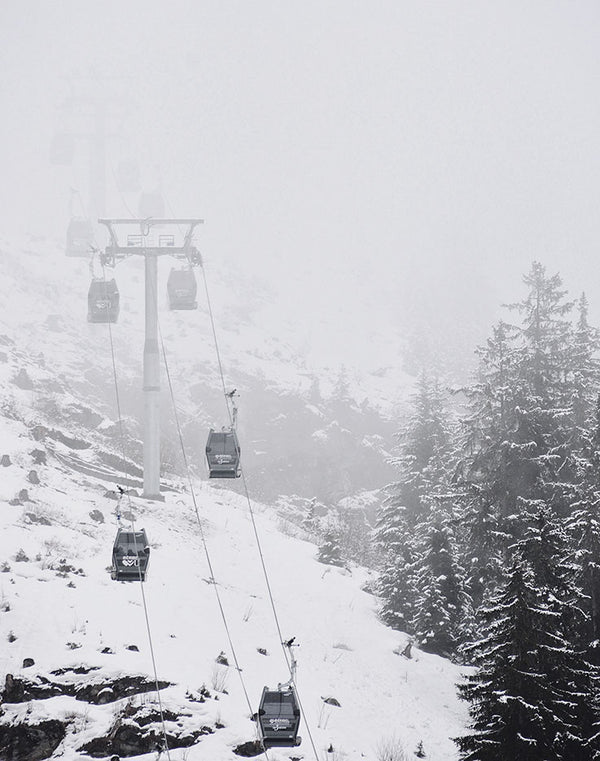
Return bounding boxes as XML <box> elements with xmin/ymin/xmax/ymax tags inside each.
<box><xmin>0</xmin><ymin>237</ymin><xmax>468</xmax><ymax>760</ymax></box>
<box><xmin>0</xmin><ymin>453</ymin><xmax>468</xmax><ymax>761</ymax></box>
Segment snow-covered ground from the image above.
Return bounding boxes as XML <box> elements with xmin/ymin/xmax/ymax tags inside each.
<box><xmin>0</xmin><ymin>425</ymin><xmax>468</xmax><ymax>760</ymax></box>
<box><xmin>0</xmin><ymin>236</ymin><xmax>468</xmax><ymax>760</ymax></box>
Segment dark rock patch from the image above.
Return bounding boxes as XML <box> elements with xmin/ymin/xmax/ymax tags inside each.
<box><xmin>13</xmin><ymin>369</ymin><xmax>34</xmax><ymax>390</ymax></box>
<box><xmin>22</xmin><ymin>658</ymin><xmax>34</xmax><ymax>669</ymax></box>
<box><xmin>46</xmin><ymin>429</ymin><xmax>91</xmax><ymax>451</ymax></box>
<box><xmin>78</xmin><ymin>704</ymin><xmax>214</xmax><ymax>758</ymax></box>
<box><xmin>51</xmin><ymin>665</ymin><xmax>100</xmax><ymax>676</ymax></box>
<box><xmin>30</xmin><ymin>449</ymin><xmax>47</xmax><ymax>466</ymax></box>
<box><xmin>2</xmin><ymin>673</ymin><xmax>172</xmax><ymax>705</ymax></box>
<box><xmin>0</xmin><ymin>718</ymin><xmax>66</xmax><ymax>761</ymax></box>
<box><xmin>233</xmin><ymin>740</ymin><xmax>265</xmax><ymax>757</ymax></box>
<box><xmin>31</xmin><ymin>426</ymin><xmax>48</xmax><ymax>442</ymax></box>
<box><xmin>1</xmin><ymin>454</ymin><xmax>11</xmax><ymax>467</ymax></box>
<box><xmin>24</xmin><ymin>513</ymin><xmax>51</xmax><ymax>526</ymax></box>
<box><xmin>89</xmin><ymin>509</ymin><xmax>104</xmax><ymax>523</ymax></box>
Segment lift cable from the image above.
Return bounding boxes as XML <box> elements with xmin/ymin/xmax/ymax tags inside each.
<box><xmin>101</xmin><ymin>261</ymin><xmax>173</xmax><ymax>760</ymax></box>
<box><xmin>152</xmin><ymin>280</ymin><xmax>269</xmax><ymax>758</ymax></box>
<box><xmin>199</xmin><ymin>263</ymin><xmax>321</xmax><ymax>761</ymax></box>
<box><xmin>108</xmin><ymin>158</ymin><xmax>138</xmax><ymax>219</ymax></box>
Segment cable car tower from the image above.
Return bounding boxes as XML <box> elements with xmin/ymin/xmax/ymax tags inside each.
<box><xmin>98</xmin><ymin>218</ymin><xmax>203</xmax><ymax>499</ymax></box>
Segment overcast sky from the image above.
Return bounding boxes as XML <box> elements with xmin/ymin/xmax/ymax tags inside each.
<box><xmin>2</xmin><ymin>1</ymin><xmax>600</xmax><ymax>376</ymax></box>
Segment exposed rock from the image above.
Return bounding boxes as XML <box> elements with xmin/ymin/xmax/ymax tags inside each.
<box><xmin>2</xmin><ymin>673</ymin><xmax>172</xmax><ymax>705</ymax></box>
<box><xmin>17</xmin><ymin>490</ymin><xmax>31</xmax><ymax>503</ymax></box>
<box><xmin>215</xmin><ymin>651</ymin><xmax>229</xmax><ymax>666</ymax></box>
<box><xmin>233</xmin><ymin>740</ymin><xmax>265</xmax><ymax>757</ymax></box>
<box><xmin>31</xmin><ymin>426</ymin><xmax>48</xmax><ymax>442</ymax></box>
<box><xmin>30</xmin><ymin>449</ymin><xmax>47</xmax><ymax>466</ymax></box>
<box><xmin>322</xmin><ymin>696</ymin><xmax>341</xmax><ymax>707</ymax></box>
<box><xmin>78</xmin><ymin>705</ymin><xmax>214</xmax><ymax>758</ymax></box>
<box><xmin>89</xmin><ymin>509</ymin><xmax>105</xmax><ymax>523</ymax></box>
<box><xmin>46</xmin><ymin>429</ymin><xmax>90</xmax><ymax>451</ymax></box>
<box><xmin>96</xmin><ymin>686</ymin><xmax>116</xmax><ymax>704</ymax></box>
<box><xmin>24</xmin><ymin>513</ymin><xmax>51</xmax><ymax>526</ymax></box>
<box><xmin>50</xmin><ymin>665</ymin><xmax>100</xmax><ymax>676</ymax></box>
<box><xmin>13</xmin><ymin>369</ymin><xmax>34</xmax><ymax>390</ymax></box>
<box><xmin>27</xmin><ymin>470</ymin><xmax>40</xmax><ymax>485</ymax></box>
<box><xmin>1</xmin><ymin>454</ymin><xmax>11</xmax><ymax>467</ymax></box>
<box><xmin>0</xmin><ymin>718</ymin><xmax>66</xmax><ymax>761</ymax></box>
<box><xmin>22</xmin><ymin>659</ymin><xmax>34</xmax><ymax>669</ymax></box>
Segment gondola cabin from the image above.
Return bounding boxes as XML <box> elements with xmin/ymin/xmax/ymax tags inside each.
<box><xmin>112</xmin><ymin>527</ymin><xmax>150</xmax><ymax>581</ymax></box>
<box><xmin>87</xmin><ymin>278</ymin><xmax>120</xmax><ymax>323</ymax></box>
<box><xmin>66</xmin><ymin>217</ymin><xmax>94</xmax><ymax>257</ymax></box>
<box><xmin>167</xmin><ymin>268</ymin><xmax>197</xmax><ymax>310</ymax></box>
<box><xmin>205</xmin><ymin>429</ymin><xmax>241</xmax><ymax>478</ymax></box>
<box><xmin>257</xmin><ymin>686</ymin><xmax>301</xmax><ymax>748</ymax></box>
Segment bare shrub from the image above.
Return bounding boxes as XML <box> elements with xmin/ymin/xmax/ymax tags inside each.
<box><xmin>211</xmin><ymin>664</ymin><xmax>229</xmax><ymax>693</ymax></box>
<box><xmin>375</xmin><ymin>736</ymin><xmax>407</xmax><ymax>761</ymax></box>
<box><xmin>332</xmin><ymin>642</ymin><xmax>353</xmax><ymax>651</ymax></box>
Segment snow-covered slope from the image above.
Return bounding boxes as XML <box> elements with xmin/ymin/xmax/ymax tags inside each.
<box><xmin>0</xmin><ymin>410</ymin><xmax>467</xmax><ymax>760</ymax></box>
<box><xmin>0</xmin><ymin>234</ymin><xmax>408</xmax><ymax>505</ymax></box>
<box><xmin>0</xmin><ymin>235</ymin><xmax>468</xmax><ymax>760</ymax></box>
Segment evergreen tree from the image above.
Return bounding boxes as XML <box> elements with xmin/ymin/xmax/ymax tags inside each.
<box><xmin>317</xmin><ymin>524</ymin><xmax>344</xmax><ymax>566</ymax></box>
<box><xmin>375</xmin><ymin>371</ymin><xmax>454</xmax><ymax>633</ymax></box>
<box><xmin>456</xmin><ymin>557</ymin><xmax>592</xmax><ymax>761</ymax></box>
<box><xmin>456</xmin><ymin>263</ymin><xmax>583</xmax><ymax>602</ymax></box>
<box><xmin>374</xmin><ymin>495</ymin><xmax>417</xmax><ymax>631</ymax></box>
<box><xmin>411</xmin><ymin>507</ymin><xmax>469</xmax><ymax>655</ymax></box>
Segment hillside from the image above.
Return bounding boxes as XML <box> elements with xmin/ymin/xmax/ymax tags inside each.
<box><xmin>0</xmin><ymin>234</ymin><xmax>407</xmax><ymax>506</ymax></box>
<box><xmin>0</xmin><ymin>236</ymin><xmax>468</xmax><ymax>760</ymax></box>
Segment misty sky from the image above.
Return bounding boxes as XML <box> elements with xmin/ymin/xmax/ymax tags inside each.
<box><xmin>2</xmin><ymin>1</ymin><xmax>600</xmax><ymax>377</ymax></box>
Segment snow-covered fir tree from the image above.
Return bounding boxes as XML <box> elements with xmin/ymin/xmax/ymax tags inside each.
<box><xmin>375</xmin><ymin>372</ymin><xmax>456</xmax><ymax>639</ymax></box>
<box><xmin>456</xmin><ymin>556</ymin><xmax>598</xmax><ymax>761</ymax></box>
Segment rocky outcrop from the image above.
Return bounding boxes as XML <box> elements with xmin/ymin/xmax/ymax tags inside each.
<box><xmin>0</xmin><ymin>719</ymin><xmax>66</xmax><ymax>761</ymax></box>
<box><xmin>2</xmin><ymin>673</ymin><xmax>172</xmax><ymax>705</ymax></box>
<box><xmin>78</xmin><ymin>704</ymin><xmax>215</xmax><ymax>758</ymax></box>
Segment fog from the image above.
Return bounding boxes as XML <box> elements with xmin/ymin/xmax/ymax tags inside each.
<box><xmin>2</xmin><ymin>0</ymin><xmax>600</xmax><ymax>379</ymax></box>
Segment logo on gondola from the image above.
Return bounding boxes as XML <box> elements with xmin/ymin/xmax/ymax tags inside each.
<box><xmin>215</xmin><ymin>455</ymin><xmax>233</xmax><ymax>464</ymax></box>
<box><xmin>95</xmin><ymin>299</ymin><xmax>110</xmax><ymax>308</ymax></box>
<box><xmin>268</xmin><ymin>718</ymin><xmax>291</xmax><ymax>731</ymax></box>
<box><xmin>122</xmin><ymin>556</ymin><xmax>139</xmax><ymax>567</ymax></box>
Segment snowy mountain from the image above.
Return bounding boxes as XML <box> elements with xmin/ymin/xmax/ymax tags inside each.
<box><xmin>0</xmin><ymin>233</ymin><xmax>410</xmax><ymax>507</ymax></box>
<box><xmin>0</xmin><ymin>236</ymin><xmax>468</xmax><ymax>760</ymax></box>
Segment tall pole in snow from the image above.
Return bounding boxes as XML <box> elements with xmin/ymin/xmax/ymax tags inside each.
<box><xmin>143</xmin><ymin>251</ymin><xmax>161</xmax><ymax>499</ymax></box>
<box><xmin>99</xmin><ymin>219</ymin><xmax>203</xmax><ymax>500</ymax></box>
